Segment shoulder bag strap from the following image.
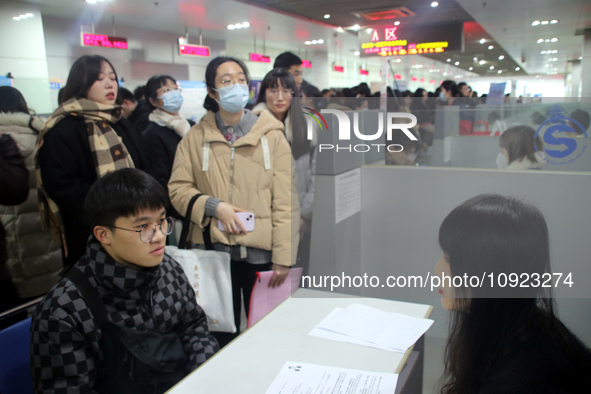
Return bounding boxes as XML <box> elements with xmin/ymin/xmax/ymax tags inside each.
<box><xmin>178</xmin><ymin>193</ymin><xmax>202</xmax><ymax>249</ymax></box>
<box><xmin>64</xmin><ymin>268</ymin><xmax>108</xmax><ymax>328</ymax></box>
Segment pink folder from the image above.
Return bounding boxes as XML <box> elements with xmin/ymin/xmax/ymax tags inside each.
<box><xmin>247</xmin><ymin>267</ymin><xmax>303</xmax><ymax>328</ymax></box>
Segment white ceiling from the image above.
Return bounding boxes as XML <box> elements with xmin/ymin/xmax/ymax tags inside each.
<box><xmin>456</xmin><ymin>0</ymin><xmax>590</xmax><ymax>76</ymax></box>
<box><xmin>19</xmin><ymin>0</ymin><xmax>361</xmax><ymax>55</ymax></box>
<box><xmin>16</xmin><ymin>0</ymin><xmax>591</xmax><ymax>77</ymax></box>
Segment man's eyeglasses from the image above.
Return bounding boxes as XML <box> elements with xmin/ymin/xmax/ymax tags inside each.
<box><xmin>267</xmin><ymin>89</ymin><xmax>293</xmax><ymax>98</ymax></box>
<box><xmin>106</xmin><ymin>217</ymin><xmax>175</xmax><ymax>243</ymax></box>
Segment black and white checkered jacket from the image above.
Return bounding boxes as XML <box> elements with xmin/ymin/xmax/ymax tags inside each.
<box><xmin>30</xmin><ymin>238</ymin><xmax>219</xmax><ymax>393</ymax></box>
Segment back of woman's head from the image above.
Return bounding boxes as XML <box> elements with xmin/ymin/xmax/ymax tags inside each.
<box><xmin>203</xmin><ymin>56</ymin><xmax>250</xmax><ymax>112</ymax></box>
<box><xmin>256</xmin><ymin>68</ymin><xmax>298</xmax><ymax>105</ymax></box>
<box><xmin>62</xmin><ymin>55</ymin><xmax>118</xmax><ymax>103</ymax></box>
<box><xmin>499</xmin><ymin>126</ymin><xmax>542</xmax><ymax>164</ymax></box>
<box><xmin>439</xmin><ymin>194</ymin><xmax>555</xmax><ymax>393</ymax></box>
<box><xmin>144</xmin><ymin>75</ymin><xmax>176</xmax><ymax>111</ymax></box>
<box><xmin>440</xmin><ymin>194</ymin><xmax>550</xmax><ymax>297</ymax></box>
<box><xmin>0</xmin><ymin>86</ymin><xmax>29</xmax><ymax>114</ymax></box>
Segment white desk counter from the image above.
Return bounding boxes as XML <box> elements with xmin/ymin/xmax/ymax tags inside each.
<box><xmin>168</xmin><ymin>289</ymin><xmax>433</xmax><ymax>393</ymax></box>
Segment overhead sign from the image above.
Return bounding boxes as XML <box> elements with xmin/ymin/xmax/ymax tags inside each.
<box><xmin>359</xmin><ymin>23</ymin><xmax>463</xmax><ymax>57</ymax></box>
<box><xmin>81</xmin><ymin>33</ymin><xmax>128</xmax><ymax>49</ymax></box>
<box><xmin>302</xmin><ymin>59</ymin><xmax>312</xmax><ymax>68</ymax></box>
<box><xmin>179</xmin><ymin>43</ymin><xmax>210</xmax><ymax>57</ymax></box>
<box><xmin>250</xmin><ymin>53</ymin><xmax>271</xmax><ymax>63</ymax></box>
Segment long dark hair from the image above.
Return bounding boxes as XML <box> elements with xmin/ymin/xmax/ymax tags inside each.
<box><xmin>256</xmin><ymin>68</ymin><xmax>310</xmax><ymax>159</ymax></box>
<box><xmin>438</xmin><ymin>194</ymin><xmax>588</xmax><ymax>393</ymax></box>
<box><xmin>203</xmin><ymin>56</ymin><xmax>250</xmax><ymax>113</ymax></box>
<box><xmin>62</xmin><ymin>55</ymin><xmax>118</xmax><ymax>103</ymax></box>
<box><xmin>500</xmin><ymin>126</ymin><xmax>543</xmax><ymax>165</ymax></box>
<box><xmin>145</xmin><ymin>75</ymin><xmax>177</xmax><ymax>111</ymax></box>
<box><xmin>0</xmin><ymin>86</ymin><xmax>29</xmax><ymax>114</ymax></box>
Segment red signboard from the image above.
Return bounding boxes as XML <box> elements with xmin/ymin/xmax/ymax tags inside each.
<box><xmin>250</xmin><ymin>53</ymin><xmax>271</xmax><ymax>63</ymax></box>
<box><xmin>360</xmin><ymin>69</ymin><xmax>369</xmax><ymax>75</ymax></box>
<box><xmin>333</xmin><ymin>65</ymin><xmax>344</xmax><ymax>72</ymax></box>
<box><xmin>179</xmin><ymin>44</ymin><xmax>210</xmax><ymax>57</ymax></box>
<box><xmin>81</xmin><ymin>33</ymin><xmax>128</xmax><ymax>49</ymax></box>
<box><xmin>302</xmin><ymin>59</ymin><xmax>312</xmax><ymax>68</ymax></box>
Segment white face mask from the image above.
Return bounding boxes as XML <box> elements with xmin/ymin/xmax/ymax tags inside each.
<box><xmin>215</xmin><ymin>83</ymin><xmax>249</xmax><ymax>113</ymax></box>
<box><xmin>496</xmin><ymin>152</ymin><xmax>508</xmax><ymax>169</ymax></box>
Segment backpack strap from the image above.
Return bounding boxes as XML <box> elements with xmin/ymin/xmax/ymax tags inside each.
<box><xmin>65</xmin><ymin>268</ymin><xmax>108</xmax><ymax>328</ymax></box>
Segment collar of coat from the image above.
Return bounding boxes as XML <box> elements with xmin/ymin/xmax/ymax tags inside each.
<box><xmin>76</xmin><ymin>237</ymin><xmax>162</xmax><ymax>294</ymax></box>
<box><xmin>0</xmin><ymin>111</ymin><xmax>45</xmax><ymax>132</ymax></box>
<box><xmin>251</xmin><ymin>102</ymin><xmax>292</xmax><ymax>144</ymax></box>
<box><xmin>200</xmin><ymin>108</ymin><xmax>284</xmax><ymax>147</ymax></box>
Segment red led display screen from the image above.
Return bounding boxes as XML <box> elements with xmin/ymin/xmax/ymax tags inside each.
<box><xmin>179</xmin><ymin>44</ymin><xmax>210</xmax><ymax>57</ymax></box>
<box><xmin>250</xmin><ymin>53</ymin><xmax>271</xmax><ymax>63</ymax></box>
<box><xmin>81</xmin><ymin>33</ymin><xmax>128</xmax><ymax>49</ymax></box>
<box><xmin>359</xmin><ymin>23</ymin><xmax>463</xmax><ymax>57</ymax></box>
<box><xmin>360</xmin><ymin>69</ymin><xmax>369</xmax><ymax>75</ymax></box>
<box><xmin>302</xmin><ymin>59</ymin><xmax>312</xmax><ymax>68</ymax></box>
<box><xmin>333</xmin><ymin>65</ymin><xmax>344</xmax><ymax>72</ymax></box>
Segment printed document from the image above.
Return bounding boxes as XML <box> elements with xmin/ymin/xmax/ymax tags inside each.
<box><xmin>265</xmin><ymin>361</ymin><xmax>398</xmax><ymax>394</ymax></box>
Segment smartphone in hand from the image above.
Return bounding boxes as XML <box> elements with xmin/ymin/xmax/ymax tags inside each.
<box><xmin>218</xmin><ymin>212</ymin><xmax>255</xmax><ymax>232</ymax></box>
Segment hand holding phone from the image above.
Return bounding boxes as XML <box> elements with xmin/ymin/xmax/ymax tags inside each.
<box><xmin>218</xmin><ymin>212</ymin><xmax>255</xmax><ymax>232</ymax></box>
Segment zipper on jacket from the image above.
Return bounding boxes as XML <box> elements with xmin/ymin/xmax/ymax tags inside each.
<box><xmin>228</xmin><ymin>147</ymin><xmax>235</xmax><ymax>203</ymax></box>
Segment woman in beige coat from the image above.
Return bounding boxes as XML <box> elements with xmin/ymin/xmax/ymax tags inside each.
<box><xmin>169</xmin><ymin>57</ymin><xmax>299</xmax><ymax>342</ymax></box>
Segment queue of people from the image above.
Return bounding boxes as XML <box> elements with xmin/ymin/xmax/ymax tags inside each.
<box><xmin>1</xmin><ymin>50</ymin><xmax>590</xmax><ymax>393</ymax></box>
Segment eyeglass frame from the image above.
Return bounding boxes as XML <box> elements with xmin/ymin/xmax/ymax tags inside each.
<box><xmin>266</xmin><ymin>88</ymin><xmax>294</xmax><ymax>98</ymax></box>
<box><xmin>104</xmin><ymin>216</ymin><xmax>175</xmax><ymax>243</ymax></box>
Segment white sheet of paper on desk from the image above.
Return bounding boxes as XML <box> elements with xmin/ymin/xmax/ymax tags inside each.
<box><xmin>309</xmin><ymin>308</ymin><xmax>406</xmax><ymax>352</ymax></box>
<box><xmin>310</xmin><ymin>303</ymin><xmax>433</xmax><ymax>352</ymax></box>
<box><xmin>265</xmin><ymin>361</ymin><xmax>398</xmax><ymax>394</ymax></box>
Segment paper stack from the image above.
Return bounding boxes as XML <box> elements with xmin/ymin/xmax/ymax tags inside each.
<box><xmin>309</xmin><ymin>303</ymin><xmax>434</xmax><ymax>352</ymax></box>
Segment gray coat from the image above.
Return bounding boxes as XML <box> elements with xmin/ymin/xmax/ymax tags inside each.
<box><xmin>0</xmin><ymin>112</ymin><xmax>62</xmax><ymax>298</ymax></box>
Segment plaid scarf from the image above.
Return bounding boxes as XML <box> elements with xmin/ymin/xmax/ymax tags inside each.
<box><xmin>34</xmin><ymin>98</ymin><xmax>135</xmax><ymax>256</ymax></box>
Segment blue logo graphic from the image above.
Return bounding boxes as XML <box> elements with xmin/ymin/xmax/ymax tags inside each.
<box><xmin>534</xmin><ymin>105</ymin><xmax>588</xmax><ymax>165</ymax></box>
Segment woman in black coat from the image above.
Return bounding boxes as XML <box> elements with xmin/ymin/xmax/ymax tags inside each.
<box><xmin>36</xmin><ymin>55</ymin><xmax>149</xmax><ymax>266</ymax></box>
<box><xmin>142</xmin><ymin>75</ymin><xmax>191</xmax><ymax>220</ymax></box>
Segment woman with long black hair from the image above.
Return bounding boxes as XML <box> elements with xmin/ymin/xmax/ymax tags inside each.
<box><xmin>435</xmin><ymin>194</ymin><xmax>591</xmax><ymax>393</ymax></box>
<box><xmin>36</xmin><ymin>55</ymin><xmax>148</xmax><ymax>266</ymax></box>
<box><xmin>252</xmin><ymin>68</ymin><xmax>315</xmax><ymax>273</ymax></box>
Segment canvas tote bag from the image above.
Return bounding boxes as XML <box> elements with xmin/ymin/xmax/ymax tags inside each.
<box><xmin>165</xmin><ymin>194</ymin><xmax>236</xmax><ymax>333</ymax></box>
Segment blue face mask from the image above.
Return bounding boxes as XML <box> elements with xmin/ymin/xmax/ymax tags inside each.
<box><xmin>215</xmin><ymin>83</ymin><xmax>249</xmax><ymax>113</ymax></box>
<box><xmin>161</xmin><ymin>90</ymin><xmax>183</xmax><ymax>113</ymax></box>
<box><xmin>439</xmin><ymin>91</ymin><xmax>447</xmax><ymax>101</ymax></box>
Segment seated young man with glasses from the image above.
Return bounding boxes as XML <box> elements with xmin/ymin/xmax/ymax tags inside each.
<box><xmin>31</xmin><ymin>168</ymin><xmax>219</xmax><ymax>393</ymax></box>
